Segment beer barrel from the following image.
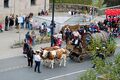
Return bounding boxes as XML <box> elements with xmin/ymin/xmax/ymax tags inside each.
<box><xmin>81</xmin><ymin>31</ymin><xmax>109</xmax><ymax>49</ymax></box>
<box><xmin>91</xmin><ymin>31</ymin><xmax>108</xmax><ymax>42</ymax></box>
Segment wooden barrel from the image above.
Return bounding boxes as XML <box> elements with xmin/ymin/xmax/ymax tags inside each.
<box><xmin>81</xmin><ymin>31</ymin><xmax>109</xmax><ymax>49</ymax></box>
<box><xmin>91</xmin><ymin>31</ymin><xmax>108</xmax><ymax>42</ymax></box>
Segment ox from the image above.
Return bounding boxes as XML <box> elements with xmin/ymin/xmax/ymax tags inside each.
<box><xmin>40</xmin><ymin>48</ymin><xmax>68</xmax><ymax>69</ymax></box>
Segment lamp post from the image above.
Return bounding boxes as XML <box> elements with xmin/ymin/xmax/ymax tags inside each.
<box><xmin>50</xmin><ymin>0</ymin><xmax>55</xmax><ymax>47</ymax></box>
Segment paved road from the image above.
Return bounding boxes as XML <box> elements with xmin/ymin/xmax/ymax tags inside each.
<box><xmin>0</xmin><ymin>56</ymin><xmax>91</xmax><ymax>80</ymax></box>
<box><xmin>0</xmin><ymin>46</ymin><xmax>120</xmax><ymax>80</ymax></box>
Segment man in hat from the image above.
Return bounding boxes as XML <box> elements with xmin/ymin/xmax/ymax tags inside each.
<box><xmin>34</xmin><ymin>50</ymin><xmax>41</xmax><ymax>73</ymax></box>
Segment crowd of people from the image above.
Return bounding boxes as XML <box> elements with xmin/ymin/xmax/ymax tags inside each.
<box><xmin>4</xmin><ymin>13</ymin><xmax>34</xmax><ymax>32</ymax></box>
<box><xmin>38</xmin><ymin>10</ymin><xmax>48</xmax><ymax>16</ymax></box>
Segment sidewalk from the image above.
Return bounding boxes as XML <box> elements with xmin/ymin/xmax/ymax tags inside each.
<box><xmin>0</xmin><ymin>29</ymin><xmax>50</xmax><ymax>60</ymax></box>
<box><xmin>0</xmin><ymin>12</ymin><xmax>71</xmax><ymax>60</ymax></box>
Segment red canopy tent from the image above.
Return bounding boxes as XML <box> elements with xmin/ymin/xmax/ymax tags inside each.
<box><xmin>105</xmin><ymin>9</ymin><xmax>120</xmax><ymax>20</ymax></box>
<box><xmin>105</xmin><ymin>9</ymin><xmax>120</xmax><ymax>16</ymax></box>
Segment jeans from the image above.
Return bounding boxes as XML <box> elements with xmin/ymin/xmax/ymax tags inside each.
<box><xmin>26</xmin><ymin>23</ymin><xmax>29</xmax><ymax>29</ymax></box>
<box><xmin>21</xmin><ymin>23</ymin><xmax>24</xmax><ymax>29</ymax></box>
<box><xmin>29</xmin><ymin>23</ymin><xmax>32</xmax><ymax>30</ymax></box>
<box><xmin>34</xmin><ymin>61</ymin><xmax>41</xmax><ymax>73</ymax></box>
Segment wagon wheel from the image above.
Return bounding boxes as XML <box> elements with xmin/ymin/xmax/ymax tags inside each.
<box><xmin>77</xmin><ymin>55</ymin><xmax>83</xmax><ymax>63</ymax></box>
<box><xmin>66</xmin><ymin>41</ymin><xmax>74</xmax><ymax>51</ymax></box>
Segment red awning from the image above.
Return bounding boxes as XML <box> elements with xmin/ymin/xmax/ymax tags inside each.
<box><xmin>105</xmin><ymin>9</ymin><xmax>120</xmax><ymax>16</ymax></box>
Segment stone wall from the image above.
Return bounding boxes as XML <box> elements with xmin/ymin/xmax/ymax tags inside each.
<box><xmin>49</xmin><ymin>3</ymin><xmax>98</xmax><ymax>13</ymax></box>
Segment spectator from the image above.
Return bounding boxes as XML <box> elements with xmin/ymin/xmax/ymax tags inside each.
<box><xmin>9</xmin><ymin>15</ymin><xmax>14</xmax><ymax>30</ymax></box>
<box><xmin>25</xmin><ymin>15</ymin><xmax>29</xmax><ymax>29</ymax></box>
<box><xmin>44</xmin><ymin>10</ymin><xmax>48</xmax><ymax>16</ymax></box>
<box><xmin>64</xmin><ymin>27</ymin><xmax>71</xmax><ymax>44</ymax></box>
<box><xmin>31</xmin><ymin>31</ymin><xmax>36</xmax><ymax>46</ymax></box>
<box><xmin>5</xmin><ymin>16</ymin><xmax>9</xmax><ymax>31</ymax></box>
<box><xmin>41</xmin><ymin>10</ymin><xmax>44</xmax><ymax>15</ymax></box>
<box><xmin>23</xmin><ymin>39</ymin><xmax>29</xmax><ymax>58</ymax></box>
<box><xmin>34</xmin><ymin>50</ymin><xmax>41</xmax><ymax>73</ymax></box>
<box><xmin>25</xmin><ymin>31</ymin><xmax>30</xmax><ymax>44</ymax></box>
<box><xmin>15</xmin><ymin>15</ymin><xmax>19</xmax><ymax>33</ymax></box>
<box><xmin>27</xmin><ymin>47</ymin><xmax>34</xmax><ymax>67</ymax></box>
<box><xmin>57</xmin><ymin>38</ymin><xmax>62</xmax><ymax>47</ymax></box>
<box><xmin>20</xmin><ymin>16</ymin><xmax>25</xmax><ymax>29</ymax></box>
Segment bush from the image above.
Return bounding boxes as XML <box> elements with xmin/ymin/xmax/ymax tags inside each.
<box><xmin>79</xmin><ymin>53</ymin><xmax>120</xmax><ymax>80</ymax></box>
<box><xmin>11</xmin><ymin>36</ymin><xmax>50</xmax><ymax>48</ymax></box>
<box><xmin>80</xmin><ymin>69</ymin><xmax>96</xmax><ymax>80</ymax></box>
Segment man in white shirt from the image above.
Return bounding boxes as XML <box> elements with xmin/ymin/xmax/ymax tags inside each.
<box><xmin>34</xmin><ymin>50</ymin><xmax>41</xmax><ymax>73</ymax></box>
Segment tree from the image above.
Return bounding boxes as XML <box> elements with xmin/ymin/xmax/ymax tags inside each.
<box><xmin>50</xmin><ymin>0</ymin><xmax>92</xmax><ymax>5</ymax></box>
<box><xmin>97</xmin><ymin>0</ymin><xmax>104</xmax><ymax>8</ymax></box>
<box><xmin>103</xmin><ymin>0</ymin><xmax>120</xmax><ymax>7</ymax></box>
<box><xmin>80</xmin><ymin>52</ymin><xmax>120</xmax><ymax>80</ymax></box>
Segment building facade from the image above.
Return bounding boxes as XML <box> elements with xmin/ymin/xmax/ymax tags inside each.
<box><xmin>0</xmin><ymin>0</ymin><xmax>49</xmax><ymax>16</ymax></box>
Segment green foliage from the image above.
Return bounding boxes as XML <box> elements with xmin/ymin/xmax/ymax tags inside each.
<box><xmin>87</xmin><ymin>36</ymin><xmax>116</xmax><ymax>57</ymax></box>
<box><xmin>50</xmin><ymin>0</ymin><xmax>92</xmax><ymax>5</ymax></box>
<box><xmin>12</xmin><ymin>36</ymin><xmax>50</xmax><ymax>48</ymax></box>
<box><xmin>87</xmin><ymin>38</ymin><xmax>104</xmax><ymax>56</ymax></box>
<box><xmin>106</xmin><ymin>37</ymin><xmax>116</xmax><ymax>56</ymax></box>
<box><xmin>103</xmin><ymin>0</ymin><xmax>120</xmax><ymax>7</ymax></box>
<box><xmin>80</xmin><ymin>53</ymin><xmax>120</xmax><ymax>80</ymax></box>
<box><xmin>80</xmin><ymin>69</ymin><xmax>96</xmax><ymax>80</ymax></box>
<box><xmin>95</xmin><ymin>0</ymin><xmax>104</xmax><ymax>8</ymax></box>
<box><xmin>92</xmin><ymin>57</ymin><xmax>105</xmax><ymax>74</ymax></box>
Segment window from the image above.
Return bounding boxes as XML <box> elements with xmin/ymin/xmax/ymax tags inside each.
<box><xmin>31</xmin><ymin>0</ymin><xmax>36</xmax><ymax>6</ymax></box>
<box><xmin>4</xmin><ymin>0</ymin><xmax>9</xmax><ymax>8</ymax></box>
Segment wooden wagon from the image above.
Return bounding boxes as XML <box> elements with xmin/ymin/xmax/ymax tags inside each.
<box><xmin>62</xmin><ymin>25</ymin><xmax>111</xmax><ymax>62</ymax></box>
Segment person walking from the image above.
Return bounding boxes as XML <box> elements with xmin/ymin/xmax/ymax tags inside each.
<box><xmin>34</xmin><ymin>50</ymin><xmax>41</xmax><ymax>73</ymax></box>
